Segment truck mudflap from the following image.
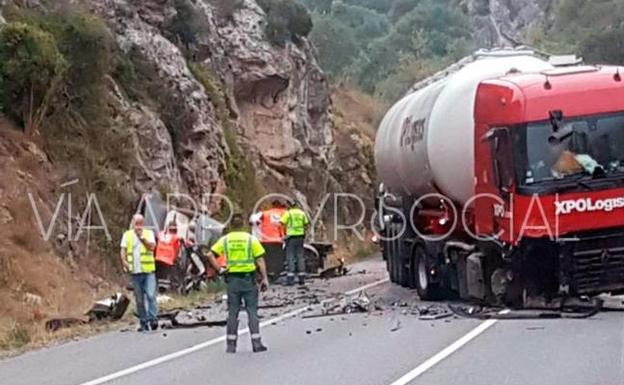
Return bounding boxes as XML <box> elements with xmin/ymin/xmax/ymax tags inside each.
<box><xmin>561</xmin><ymin>231</ymin><xmax>624</xmax><ymax>295</ymax></box>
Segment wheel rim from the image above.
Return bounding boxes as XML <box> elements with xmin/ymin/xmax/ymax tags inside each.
<box><xmin>418</xmin><ymin>255</ymin><xmax>428</xmax><ymax>290</ymax></box>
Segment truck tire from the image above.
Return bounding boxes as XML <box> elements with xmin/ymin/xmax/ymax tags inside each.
<box><xmin>396</xmin><ymin>240</ymin><xmax>408</xmax><ymax>287</ymax></box>
<box><xmin>388</xmin><ymin>243</ymin><xmax>398</xmax><ymax>283</ymax></box>
<box><xmin>414</xmin><ymin>246</ymin><xmax>441</xmax><ymax>300</ymax></box>
<box><xmin>387</xmin><ymin>224</ymin><xmax>397</xmax><ymax>283</ymax></box>
<box><xmin>406</xmin><ymin>250</ymin><xmax>417</xmax><ymax>289</ymax></box>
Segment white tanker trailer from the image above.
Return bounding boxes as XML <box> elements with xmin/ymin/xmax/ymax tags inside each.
<box><xmin>375</xmin><ymin>48</ymin><xmax>624</xmax><ymax>305</ymax></box>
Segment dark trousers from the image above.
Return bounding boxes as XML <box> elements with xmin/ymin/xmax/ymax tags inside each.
<box><xmin>226</xmin><ymin>274</ymin><xmax>260</xmax><ymax>343</ymax></box>
<box><xmin>285</xmin><ymin>236</ymin><xmax>305</xmax><ymax>277</ymax></box>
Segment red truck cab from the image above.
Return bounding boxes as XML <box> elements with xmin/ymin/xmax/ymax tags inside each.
<box><xmin>474</xmin><ymin>65</ymin><xmax>624</xmax><ymax>296</ymax></box>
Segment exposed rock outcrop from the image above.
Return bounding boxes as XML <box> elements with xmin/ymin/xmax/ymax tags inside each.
<box><xmin>459</xmin><ymin>0</ymin><xmax>554</xmax><ymax>47</ymax></box>
<box><xmin>86</xmin><ymin>0</ymin><xmax>372</xmax><ymax>216</ymax></box>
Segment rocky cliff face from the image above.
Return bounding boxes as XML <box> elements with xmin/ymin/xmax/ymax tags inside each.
<box><xmin>87</xmin><ymin>0</ymin><xmax>371</xmax><ymax>217</ymax></box>
<box><xmin>1</xmin><ymin>0</ymin><xmax>374</xmax><ymax>233</ymax></box>
<box><xmin>459</xmin><ymin>0</ymin><xmax>555</xmax><ymax>47</ymax></box>
<box><xmin>0</xmin><ymin>0</ymin><xmax>374</xmax><ymax>344</ymax></box>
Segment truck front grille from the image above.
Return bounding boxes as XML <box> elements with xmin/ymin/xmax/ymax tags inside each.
<box><xmin>569</xmin><ymin>234</ymin><xmax>624</xmax><ymax>295</ymax></box>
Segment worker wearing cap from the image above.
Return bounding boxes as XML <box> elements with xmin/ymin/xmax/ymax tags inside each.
<box><xmin>280</xmin><ymin>200</ymin><xmax>309</xmax><ymax>286</ymax></box>
<box><xmin>206</xmin><ymin>213</ymin><xmax>269</xmax><ymax>353</ymax></box>
<box><xmin>120</xmin><ymin>214</ymin><xmax>158</xmax><ymax>332</ymax></box>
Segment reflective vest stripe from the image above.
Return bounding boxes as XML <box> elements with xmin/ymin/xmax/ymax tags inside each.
<box><xmin>125</xmin><ymin>230</ymin><xmax>156</xmax><ymax>273</ymax></box>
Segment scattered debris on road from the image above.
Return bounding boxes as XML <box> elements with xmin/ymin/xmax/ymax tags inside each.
<box><xmin>302</xmin><ymin>291</ymin><xmax>372</xmax><ymax>319</ymax></box>
<box><xmin>159</xmin><ymin>310</ymin><xmax>227</xmax><ymax>329</ymax></box>
<box><xmin>45</xmin><ymin>318</ymin><xmax>87</xmax><ymax>332</ymax></box>
<box><xmin>86</xmin><ymin>293</ymin><xmax>130</xmax><ymax>322</ymax></box>
<box><xmin>46</xmin><ymin>293</ymin><xmax>130</xmax><ymax>333</ymax></box>
<box><xmin>318</xmin><ymin>258</ymin><xmax>348</xmax><ymax>279</ymax></box>
<box><xmin>390</xmin><ymin>320</ymin><xmax>402</xmax><ymax>332</ymax></box>
<box><xmin>415</xmin><ymin>305</ymin><xmax>453</xmax><ymax>320</ymax></box>
<box><xmin>448</xmin><ymin>297</ymin><xmax>603</xmax><ymax>320</ymax></box>
<box><xmin>157</xmin><ymin>295</ymin><xmax>174</xmax><ymax>305</ymax></box>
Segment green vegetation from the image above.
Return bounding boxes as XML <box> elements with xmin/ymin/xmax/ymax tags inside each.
<box><xmin>2</xmin><ymin>6</ymin><xmax>135</xmax><ymax>266</ymax></box>
<box><xmin>113</xmin><ymin>56</ymin><xmax>139</xmax><ymax>101</ymax></box>
<box><xmin>257</xmin><ymin>0</ymin><xmax>313</xmax><ymax>46</ymax></box>
<box><xmin>531</xmin><ymin>0</ymin><xmax>624</xmax><ymax>65</ymax></box>
<box><xmin>302</xmin><ymin>0</ymin><xmax>624</xmax><ymax>102</ymax></box>
<box><xmin>168</xmin><ymin>0</ymin><xmax>208</xmax><ymax>46</ymax></box>
<box><xmin>0</xmin><ymin>22</ymin><xmax>66</xmax><ymax>133</ymax></box>
<box><xmin>1</xmin><ymin>323</ymin><xmax>31</xmax><ymax>350</ymax></box>
<box><xmin>302</xmin><ymin>0</ymin><xmax>473</xmax><ymax>101</ymax></box>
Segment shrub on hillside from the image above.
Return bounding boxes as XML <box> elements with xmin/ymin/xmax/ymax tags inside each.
<box><xmin>210</xmin><ymin>0</ymin><xmax>245</xmax><ymax>21</ymax></box>
<box><xmin>0</xmin><ymin>22</ymin><xmax>67</xmax><ymax>132</ymax></box>
<box><xmin>169</xmin><ymin>0</ymin><xmax>208</xmax><ymax>46</ymax></box>
<box><xmin>257</xmin><ymin>0</ymin><xmax>312</xmax><ymax>46</ymax></box>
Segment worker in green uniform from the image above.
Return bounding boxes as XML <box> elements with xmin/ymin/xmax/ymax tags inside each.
<box><xmin>206</xmin><ymin>213</ymin><xmax>270</xmax><ymax>354</ymax></box>
<box><xmin>280</xmin><ymin>200</ymin><xmax>310</xmax><ymax>286</ymax></box>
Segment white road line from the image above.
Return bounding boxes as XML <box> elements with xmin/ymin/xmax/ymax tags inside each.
<box><xmin>78</xmin><ymin>277</ymin><xmax>390</xmax><ymax>385</ymax></box>
<box><xmin>388</xmin><ymin>310</ymin><xmax>509</xmax><ymax>385</ymax></box>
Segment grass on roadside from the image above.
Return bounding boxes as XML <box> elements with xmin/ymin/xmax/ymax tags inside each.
<box><xmin>159</xmin><ymin>279</ymin><xmax>226</xmax><ymax>312</ymax></box>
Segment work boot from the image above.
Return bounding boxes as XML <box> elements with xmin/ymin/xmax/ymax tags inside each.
<box><xmin>137</xmin><ymin>321</ymin><xmax>148</xmax><ymax>332</ymax></box>
<box><xmin>149</xmin><ymin>321</ymin><xmax>159</xmax><ymax>331</ymax></box>
<box><xmin>226</xmin><ymin>341</ymin><xmax>237</xmax><ymax>354</ymax></box>
<box><xmin>286</xmin><ymin>276</ymin><xmax>294</xmax><ymax>286</ymax></box>
<box><xmin>298</xmin><ymin>276</ymin><xmax>305</xmax><ymax>286</ymax></box>
<box><xmin>251</xmin><ymin>338</ymin><xmax>268</xmax><ymax>353</ymax></box>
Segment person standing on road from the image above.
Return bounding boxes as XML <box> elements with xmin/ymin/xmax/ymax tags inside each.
<box><xmin>280</xmin><ymin>200</ymin><xmax>309</xmax><ymax>286</ymax></box>
<box><xmin>206</xmin><ymin>213</ymin><xmax>270</xmax><ymax>354</ymax></box>
<box><xmin>154</xmin><ymin>222</ymin><xmax>182</xmax><ymax>289</ymax></box>
<box><xmin>120</xmin><ymin>214</ymin><xmax>158</xmax><ymax>332</ymax></box>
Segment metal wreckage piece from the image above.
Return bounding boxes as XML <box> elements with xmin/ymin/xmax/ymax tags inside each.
<box><xmin>46</xmin><ymin>293</ymin><xmax>130</xmax><ymax>332</ymax></box>
<box><xmin>302</xmin><ymin>291</ymin><xmax>373</xmax><ymax>319</ymax></box>
<box><xmin>158</xmin><ymin>309</ymin><xmax>226</xmax><ymax>329</ymax></box>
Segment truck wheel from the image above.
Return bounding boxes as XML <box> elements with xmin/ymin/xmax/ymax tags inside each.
<box><xmin>387</xmin><ymin>225</ymin><xmax>398</xmax><ymax>283</ymax></box>
<box><xmin>388</xmin><ymin>247</ymin><xmax>397</xmax><ymax>283</ymax></box>
<box><xmin>396</xmin><ymin>241</ymin><xmax>408</xmax><ymax>287</ymax></box>
<box><xmin>414</xmin><ymin>247</ymin><xmax>441</xmax><ymax>300</ymax></box>
<box><xmin>406</xmin><ymin>251</ymin><xmax>417</xmax><ymax>289</ymax></box>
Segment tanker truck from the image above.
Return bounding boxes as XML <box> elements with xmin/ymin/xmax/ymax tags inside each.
<box><xmin>375</xmin><ymin>48</ymin><xmax>624</xmax><ymax>306</ymax></box>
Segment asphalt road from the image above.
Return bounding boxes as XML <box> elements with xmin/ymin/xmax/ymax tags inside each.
<box><xmin>1</xmin><ymin>258</ymin><xmax>623</xmax><ymax>385</ymax></box>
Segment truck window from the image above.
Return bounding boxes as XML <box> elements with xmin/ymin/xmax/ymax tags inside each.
<box><xmin>513</xmin><ymin>112</ymin><xmax>624</xmax><ymax>186</ymax></box>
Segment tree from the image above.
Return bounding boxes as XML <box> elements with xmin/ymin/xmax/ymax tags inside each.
<box><xmin>0</xmin><ymin>22</ymin><xmax>66</xmax><ymax>134</ymax></box>
<box><xmin>309</xmin><ymin>13</ymin><xmax>359</xmax><ymax>75</ymax></box>
<box><xmin>300</xmin><ymin>0</ymin><xmax>332</xmax><ymax>13</ymax></box>
<box><xmin>258</xmin><ymin>0</ymin><xmax>313</xmax><ymax>45</ymax></box>
<box><xmin>330</xmin><ymin>2</ymin><xmax>389</xmax><ymax>45</ymax></box>
<box><xmin>580</xmin><ymin>25</ymin><xmax>624</xmax><ymax>65</ymax></box>
<box><xmin>168</xmin><ymin>0</ymin><xmax>208</xmax><ymax>47</ymax></box>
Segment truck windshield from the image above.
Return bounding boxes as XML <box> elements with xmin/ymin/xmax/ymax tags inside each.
<box><xmin>513</xmin><ymin>112</ymin><xmax>624</xmax><ymax>185</ymax></box>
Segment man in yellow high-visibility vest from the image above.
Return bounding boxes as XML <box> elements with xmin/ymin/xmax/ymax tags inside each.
<box><xmin>120</xmin><ymin>214</ymin><xmax>158</xmax><ymax>332</ymax></box>
<box><xmin>206</xmin><ymin>213</ymin><xmax>269</xmax><ymax>354</ymax></box>
<box><xmin>280</xmin><ymin>200</ymin><xmax>310</xmax><ymax>286</ymax></box>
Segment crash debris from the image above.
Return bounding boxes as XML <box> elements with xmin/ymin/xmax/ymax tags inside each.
<box><xmin>46</xmin><ymin>293</ymin><xmax>130</xmax><ymax>332</ymax></box>
<box><xmin>158</xmin><ymin>310</ymin><xmax>226</xmax><ymax>329</ymax></box>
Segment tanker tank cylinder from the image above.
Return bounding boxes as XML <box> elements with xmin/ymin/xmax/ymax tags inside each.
<box><xmin>375</xmin><ymin>51</ymin><xmax>554</xmax><ymax>205</ymax></box>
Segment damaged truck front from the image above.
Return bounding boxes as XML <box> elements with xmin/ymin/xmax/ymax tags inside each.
<box><xmin>375</xmin><ymin>48</ymin><xmax>624</xmax><ymax>306</ymax></box>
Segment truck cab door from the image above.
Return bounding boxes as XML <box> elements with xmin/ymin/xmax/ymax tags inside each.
<box><xmin>475</xmin><ymin>127</ymin><xmax>514</xmax><ymax>239</ymax></box>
